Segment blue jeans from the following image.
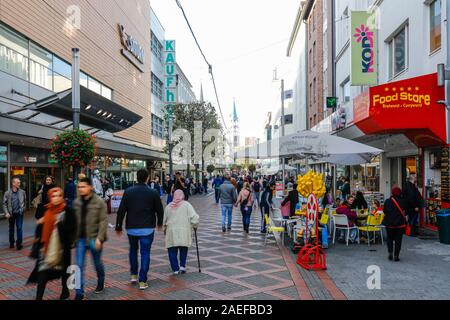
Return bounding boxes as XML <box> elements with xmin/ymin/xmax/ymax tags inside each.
<box><xmin>221</xmin><ymin>204</ymin><xmax>233</xmax><ymax>228</ymax></box>
<box><xmin>8</xmin><ymin>213</ymin><xmax>23</xmax><ymax>246</ymax></box>
<box><xmin>76</xmin><ymin>239</ymin><xmax>105</xmax><ymax>296</ymax></box>
<box><xmin>128</xmin><ymin>233</ymin><xmax>154</xmax><ymax>283</ymax></box>
<box><xmin>168</xmin><ymin>247</ymin><xmax>188</xmax><ymax>272</ymax></box>
<box><xmin>241</xmin><ymin>206</ymin><xmax>252</xmax><ymax>228</ymax></box>
<box><xmin>253</xmin><ymin>192</ymin><xmax>260</xmax><ymax>207</ymax></box>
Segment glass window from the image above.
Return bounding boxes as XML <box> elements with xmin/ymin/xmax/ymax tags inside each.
<box><xmin>151</xmin><ymin>72</ymin><xmax>163</xmax><ymax>101</ymax></box>
<box><xmin>430</xmin><ymin>0</ymin><xmax>442</xmax><ymax>52</ymax></box>
<box><xmin>80</xmin><ymin>72</ymin><xmax>88</xmax><ymax>88</ymax></box>
<box><xmin>389</xmin><ymin>26</ymin><xmax>408</xmax><ymax>78</ymax></box>
<box><xmin>53</xmin><ymin>55</ymin><xmax>72</xmax><ymax>80</ymax></box>
<box><xmin>152</xmin><ymin>114</ymin><xmax>165</xmax><ymax>138</ymax></box>
<box><xmin>0</xmin><ymin>24</ymin><xmax>29</xmax><ymax>80</ymax></box>
<box><xmin>29</xmin><ymin>43</ymin><xmax>53</xmax><ymax>90</ymax></box>
<box><xmin>53</xmin><ymin>72</ymin><xmax>71</xmax><ymax>92</ymax></box>
<box><xmin>88</xmin><ymin>76</ymin><xmax>101</xmax><ymax>95</ymax></box>
<box><xmin>151</xmin><ymin>31</ymin><xmax>163</xmax><ymax>62</ymax></box>
<box><xmin>101</xmin><ymin>85</ymin><xmax>112</xmax><ymax>100</ymax></box>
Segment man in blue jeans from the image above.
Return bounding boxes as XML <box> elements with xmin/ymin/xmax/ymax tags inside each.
<box><xmin>3</xmin><ymin>177</ymin><xmax>26</xmax><ymax>250</ymax></box>
<box><xmin>116</xmin><ymin>169</ymin><xmax>164</xmax><ymax>290</ymax></box>
<box><xmin>212</xmin><ymin>175</ymin><xmax>223</xmax><ymax>204</ymax></box>
<box><xmin>219</xmin><ymin>175</ymin><xmax>237</xmax><ymax>232</ymax></box>
<box><xmin>73</xmin><ymin>177</ymin><xmax>108</xmax><ymax>300</ymax></box>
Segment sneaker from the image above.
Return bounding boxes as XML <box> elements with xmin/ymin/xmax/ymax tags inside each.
<box><xmin>94</xmin><ymin>284</ymin><xmax>104</xmax><ymax>294</ymax></box>
<box><xmin>222</xmin><ymin>227</ymin><xmax>226</xmax><ymax>232</ymax></box>
<box><xmin>16</xmin><ymin>244</ymin><xmax>23</xmax><ymax>250</ymax></box>
<box><xmin>394</xmin><ymin>256</ymin><xmax>400</xmax><ymax>262</ymax></box>
<box><xmin>179</xmin><ymin>267</ymin><xmax>186</xmax><ymax>274</ymax></box>
<box><xmin>227</xmin><ymin>226</ymin><xmax>231</xmax><ymax>231</ymax></box>
<box><xmin>74</xmin><ymin>294</ymin><xmax>84</xmax><ymax>300</ymax></box>
<box><xmin>139</xmin><ymin>282</ymin><xmax>149</xmax><ymax>290</ymax></box>
<box><xmin>130</xmin><ymin>275</ymin><xmax>138</xmax><ymax>284</ymax></box>
<box><xmin>173</xmin><ymin>271</ymin><xmax>180</xmax><ymax>275</ymax></box>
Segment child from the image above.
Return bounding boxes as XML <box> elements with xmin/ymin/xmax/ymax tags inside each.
<box><xmin>371</xmin><ymin>200</ymin><xmax>383</xmax><ymax>216</ymax></box>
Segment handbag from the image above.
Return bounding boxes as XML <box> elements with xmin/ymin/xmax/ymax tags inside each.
<box><xmin>32</xmin><ymin>193</ymin><xmax>42</xmax><ymax>209</ymax></box>
<box><xmin>44</xmin><ymin>227</ymin><xmax>63</xmax><ymax>267</ymax></box>
<box><xmin>281</xmin><ymin>201</ymin><xmax>291</xmax><ymax>218</ymax></box>
<box><xmin>391</xmin><ymin>197</ymin><xmax>411</xmax><ymax>235</ymax></box>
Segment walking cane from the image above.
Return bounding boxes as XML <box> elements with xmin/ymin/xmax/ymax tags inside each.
<box><xmin>194</xmin><ymin>228</ymin><xmax>201</xmax><ymax>273</ymax></box>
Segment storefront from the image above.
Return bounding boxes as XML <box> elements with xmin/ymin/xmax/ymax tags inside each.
<box><xmin>353</xmin><ymin>73</ymin><xmax>447</xmax><ymax>230</ymax></box>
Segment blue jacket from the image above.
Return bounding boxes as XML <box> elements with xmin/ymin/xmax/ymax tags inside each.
<box><xmin>212</xmin><ymin>178</ymin><xmax>223</xmax><ymax>189</ymax></box>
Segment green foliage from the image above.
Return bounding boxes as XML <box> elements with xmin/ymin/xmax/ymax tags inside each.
<box><xmin>207</xmin><ymin>164</ymin><xmax>215</xmax><ymax>174</ymax></box>
<box><xmin>50</xmin><ymin>129</ymin><xmax>96</xmax><ymax>168</ymax></box>
<box><xmin>248</xmin><ymin>163</ymin><xmax>256</xmax><ymax>173</ymax></box>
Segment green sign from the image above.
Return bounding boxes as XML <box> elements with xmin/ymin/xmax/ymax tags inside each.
<box><xmin>326</xmin><ymin>97</ymin><xmax>338</xmax><ymax>109</ymax></box>
<box><xmin>351</xmin><ymin>11</ymin><xmax>378</xmax><ymax>86</ymax></box>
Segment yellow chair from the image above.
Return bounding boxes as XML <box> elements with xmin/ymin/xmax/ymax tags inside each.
<box><xmin>358</xmin><ymin>215</ymin><xmax>384</xmax><ymax>246</ymax></box>
<box><xmin>264</xmin><ymin>214</ymin><xmax>285</xmax><ymax>245</ymax></box>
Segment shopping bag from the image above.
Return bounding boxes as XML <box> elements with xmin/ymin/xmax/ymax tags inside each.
<box><xmin>405</xmin><ymin>224</ymin><xmax>411</xmax><ymax>236</ymax></box>
<box><xmin>281</xmin><ymin>201</ymin><xmax>291</xmax><ymax>218</ymax></box>
<box><xmin>44</xmin><ymin>228</ymin><xmax>63</xmax><ymax>267</ymax></box>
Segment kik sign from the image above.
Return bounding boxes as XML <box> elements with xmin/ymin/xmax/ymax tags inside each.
<box><xmin>164</xmin><ymin>40</ymin><xmax>178</xmax><ymax>108</ymax></box>
<box><xmin>351</xmin><ymin>11</ymin><xmax>378</xmax><ymax>86</ymax></box>
<box><xmin>119</xmin><ymin>24</ymin><xmax>145</xmax><ymax>72</ymax></box>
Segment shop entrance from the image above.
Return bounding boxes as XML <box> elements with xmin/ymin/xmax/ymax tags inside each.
<box><xmin>10</xmin><ymin>166</ymin><xmax>60</xmax><ymax>210</ymax></box>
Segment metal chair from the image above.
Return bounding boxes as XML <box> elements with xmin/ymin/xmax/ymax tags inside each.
<box><xmin>332</xmin><ymin>214</ymin><xmax>360</xmax><ymax>246</ymax></box>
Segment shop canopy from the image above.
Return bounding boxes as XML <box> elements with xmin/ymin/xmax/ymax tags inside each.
<box><xmin>234</xmin><ymin>130</ymin><xmax>382</xmax><ymax>165</ymax></box>
<box><xmin>21</xmin><ymin>86</ymin><xmax>142</xmax><ymax>133</ymax></box>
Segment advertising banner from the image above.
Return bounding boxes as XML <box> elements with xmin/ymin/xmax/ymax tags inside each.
<box><xmin>111</xmin><ymin>190</ymin><xmax>125</xmax><ymax>210</ymax></box>
<box><xmin>351</xmin><ymin>11</ymin><xmax>378</xmax><ymax>86</ymax></box>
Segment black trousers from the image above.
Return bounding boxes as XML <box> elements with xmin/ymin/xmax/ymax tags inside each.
<box><xmin>386</xmin><ymin>227</ymin><xmax>405</xmax><ymax>257</ymax></box>
<box><xmin>36</xmin><ymin>270</ymin><xmax>70</xmax><ymax>300</ymax></box>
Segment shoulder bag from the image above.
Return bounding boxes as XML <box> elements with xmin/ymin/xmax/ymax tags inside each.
<box><xmin>391</xmin><ymin>197</ymin><xmax>411</xmax><ymax>235</ymax></box>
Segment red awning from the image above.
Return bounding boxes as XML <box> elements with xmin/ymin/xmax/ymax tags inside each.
<box><xmin>353</xmin><ymin>73</ymin><xmax>446</xmax><ymax>147</ymax></box>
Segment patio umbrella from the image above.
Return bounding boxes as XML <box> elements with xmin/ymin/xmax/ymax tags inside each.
<box><xmin>234</xmin><ymin>130</ymin><xmax>382</xmax><ymax>165</ymax></box>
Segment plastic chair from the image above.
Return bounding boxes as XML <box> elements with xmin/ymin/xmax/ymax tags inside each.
<box><xmin>358</xmin><ymin>215</ymin><xmax>384</xmax><ymax>246</ymax></box>
<box><xmin>264</xmin><ymin>214</ymin><xmax>285</xmax><ymax>245</ymax></box>
<box><xmin>332</xmin><ymin>214</ymin><xmax>360</xmax><ymax>246</ymax></box>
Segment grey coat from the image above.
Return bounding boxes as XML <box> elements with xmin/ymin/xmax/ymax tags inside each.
<box><xmin>219</xmin><ymin>181</ymin><xmax>237</xmax><ymax>205</ymax></box>
<box><xmin>3</xmin><ymin>189</ymin><xmax>26</xmax><ymax>215</ymax></box>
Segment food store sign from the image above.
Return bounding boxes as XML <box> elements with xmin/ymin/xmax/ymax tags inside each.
<box><xmin>372</xmin><ymin>88</ymin><xmax>431</xmax><ymax>109</ymax></box>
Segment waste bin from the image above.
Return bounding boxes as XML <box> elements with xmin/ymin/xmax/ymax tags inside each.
<box><xmin>436</xmin><ymin>210</ymin><xmax>450</xmax><ymax>245</ymax></box>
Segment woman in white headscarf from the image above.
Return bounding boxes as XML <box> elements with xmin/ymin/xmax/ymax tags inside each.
<box><xmin>163</xmin><ymin>190</ymin><xmax>199</xmax><ymax>275</ymax></box>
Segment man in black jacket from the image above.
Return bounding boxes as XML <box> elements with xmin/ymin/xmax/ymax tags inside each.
<box><xmin>115</xmin><ymin>169</ymin><xmax>164</xmax><ymax>290</ymax></box>
<box><xmin>403</xmin><ymin>175</ymin><xmax>423</xmax><ymax>236</ymax></box>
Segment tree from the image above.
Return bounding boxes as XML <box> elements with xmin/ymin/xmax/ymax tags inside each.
<box><xmin>207</xmin><ymin>164</ymin><xmax>215</xmax><ymax>175</ymax></box>
<box><xmin>248</xmin><ymin>163</ymin><xmax>256</xmax><ymax>175</ymax></box>
<box><xmin>167</xmin><ymin>102</ymin><xmax>223</xmax><ymax>182</ymax></box>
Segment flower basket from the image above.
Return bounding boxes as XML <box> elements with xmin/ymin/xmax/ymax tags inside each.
<box><xmin>50</xmin><ymin>129</ymin><xmax>97</xmax><ymax>168</ymax></box>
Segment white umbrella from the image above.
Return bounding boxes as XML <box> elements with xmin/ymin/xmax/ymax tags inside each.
<box><xmin>234</xmin><ymin>130</ymin><xmax>382</xmax><ymax>165</ymax></box>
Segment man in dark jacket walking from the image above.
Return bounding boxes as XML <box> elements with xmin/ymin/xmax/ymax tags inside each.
<box><xmin>383</xmin><ymin>187</ymin><xmax>408</xmax><ymax>261</ymax></box>
<box><xmin>115</xmin><ymin>169</ymin><xmax>164</xmax><ymax>290</ymax></box>
<box><xmin>219</xmin><ymin>175</ymin><xmax>237</xmax><ymax>232</ymax></box>
<box><xmin>403</xmin><ymin>175</ymin><xmax>422</xmax><ymax>236</ymax></box>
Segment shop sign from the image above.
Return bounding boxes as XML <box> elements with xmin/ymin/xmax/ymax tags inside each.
<box><xmin>11</xmin><ymin>166</ymin><xmax>24</xmax><ymax>175</ymax></box>
<box><xmin>0</xmin><ymin>145</ymin><xmax>6</xmax><ymax>162</ymax></box>
<box><xmin>353</xmin><ymin>73</ymin><xmax>446</xmax><ymax>146</ymax></box>
<box><xmin>351</xmin><ymin>11</ymin><xmax>378</xmax><ymax>86</ymax></box>
<box><xmin>24</xmin><ymin>156</ymin><xmax>37</xmax><ymax>163</ymax></box>
<box><xmin>275</xmin><ymin>182</ymin><xmax>284</xmax><ymax>198</ymax></box>
<box><xmin>111</xmin><ymin>190</ymin><xmax>124</xmax><ymax>209</ymax></box>
<box><xmin>164</xmin><ymin>40</ymin><xmax>178</xmax><ymax>108</ymax></box>
<box><xmin>118</xmin><ymin>24</ymin><xmax>145</xmax><ymax>72</ymax></box>
<box><xmin>331</xmin><ymin>107</ymin><xmax>347</xmax><ymax>131</ymax></box>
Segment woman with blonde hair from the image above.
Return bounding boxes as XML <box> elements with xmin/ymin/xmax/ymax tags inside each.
<box><xmin>163</xmin><ymin>190</ymin><xmax>199</xmax><ymax>275</ymax></box>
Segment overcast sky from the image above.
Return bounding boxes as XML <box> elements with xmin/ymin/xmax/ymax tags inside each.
<box><xmin>150</xmin><ymin>0</ymin><xmax>300</xmax><ymax>143</ymax></box>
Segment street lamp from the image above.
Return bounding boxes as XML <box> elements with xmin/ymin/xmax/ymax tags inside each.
<box><xmin>273</xmin><ymin>69</ymin><xmax>286</xmax><ymax>191</ymax></box>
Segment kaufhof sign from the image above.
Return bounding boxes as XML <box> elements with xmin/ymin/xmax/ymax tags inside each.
<box><xmin>351</xmin><ymin>11</ymin><xmax>378</xmax><ymax>86</ymax></box>
<box><xmin>119</xmin><ymin>24</ymin><xmax>145</xmax><ymax>72</ymax></box>
<box><xmin>164</xmin><ymin>40</ymin><xmax>178</xmax><ymax>105</ymax></box>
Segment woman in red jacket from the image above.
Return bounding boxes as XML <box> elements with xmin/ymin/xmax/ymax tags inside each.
<box><xmin>336</xmin><ymin>200</ymin><xmax>358</xmax><ymax>242</ymax></box>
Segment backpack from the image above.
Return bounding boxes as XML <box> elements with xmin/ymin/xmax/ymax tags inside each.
<box><xmin>253</xmin><ymin>182</ymin><xmax>260</xmax><ymax>192</ymax></box>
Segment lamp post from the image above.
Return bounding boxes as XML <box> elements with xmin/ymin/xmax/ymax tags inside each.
<box><xmin>72</xmin><ymin>48</ymin><xmax>80</xmax><ymax>130</ymax></box>
<box><xmin>273</xmin><ymin>68</ymin><xmax>286</xmax><ymax>190</ymax></box>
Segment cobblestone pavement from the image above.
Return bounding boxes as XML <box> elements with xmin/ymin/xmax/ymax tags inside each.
<box><xmin>0</xmin><ymin>194</ymin><xmax>344</xmax><ymax>300</ymax></box>
<box><xmin>2</xmin><ymin>194</ymin><xmax>448</xmax><ymax>300</ymax></box>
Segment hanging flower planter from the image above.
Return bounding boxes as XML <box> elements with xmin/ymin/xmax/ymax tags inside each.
<box><xmin>50</xmin><ymin>129</ymin><xmax>97</xmax><ymax>168</ymax></box>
